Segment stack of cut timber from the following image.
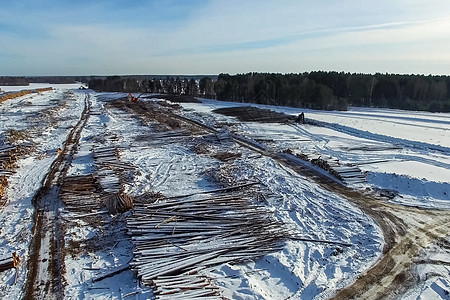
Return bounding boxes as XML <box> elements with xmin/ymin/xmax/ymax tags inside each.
<box><xmin>152</xmin><ymin>274</ymin><xmax>219</xmax><ymax>299</ymax></box>
<box><xmin>34</xmin><ymin>87</ymin><xmax>52</xmax><ymax>93</ymax></box>
<box><xmin>135</xmin><ymin>129</ymin><xmax>190</xmax><ymax>143</ymax></box>
<box><xmin>127</xmin><ymin>189</ymin><xmax>286</xmax><ymax>298</ymax></box>
<box><xmin>93</xmin><ymin>146</ymin><xmax>122</xmax><ymax>194</ymax></box>
<box><xmin>0</xmin><ymin>175</ymin><xmax>7</xmax><ymax>207</ymax></box>
<box><xmin>333</xmin><ymin>165</ymin><xmax>367</xmax><ymax>184</ymax></box>
<box><xmin>90</xmin><ymin>108</ymin><xmax>103</xmax><ymax>116</ymax></box>
<box><xmin>93</xmin><ymin>146</ymin><xmax>135</xmax><ymax>213</ymax></box>
<box><xmin>283</xmin><ymin>152</ymin><xmax>367</xmax><ymax>185</ymax></box>
<box><xmin>59</xmin><ymin>175</ymin><xmax>100</xmax><ymax>212</ymax></box>
<box><xmin>96</xmin><ymin>168</ymin><xmax>121</xmax><ymax>193</ymax></box>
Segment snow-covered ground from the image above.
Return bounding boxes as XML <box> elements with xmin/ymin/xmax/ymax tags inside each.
<box><xmin>0</xmin><ymin>83</ymin><xmax>85</xmax><ymax>93</ymax></box>
<box><xmin>0</xmin><ymin>89</ymin><xmax>448</xmax><ymax>299</ymax></box>
<box><xmin>182</xmin><ymin>99</ymin><xmax>450</xmax><ymax>209</ymax></box>
<box><xmin>0</xmin><ymin>88</ymin><xmax>85</xmax><ymax>297</ymax></box>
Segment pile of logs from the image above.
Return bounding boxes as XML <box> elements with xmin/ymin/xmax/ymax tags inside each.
<box><xmin>284</xmin><ymin>149</ymin><xmax>367</xmax><ymax>185</ymax></box>
<box><xmin>59</xmin><ymin>175</ymin><xmax>100</xmax><ymax>212</ymax></box>
<box><xmin>127</xmin><ymin>189</ymin><xmax>286</xmax><ymax>298</ymax></box>
<box><xmin>134</xmin><ymin>129</ymin><xmax>190</xmax><ymax>145</ymax></box>
<box><xmin>0</xmin><ymin>175</ymin><xmax>7</xmax><ymax>207</ymax></box>
<box><xmin>332</xmin><ymin>165</ymin><xmax>367</xmax><ymax>184</ymax></box>
<box><xmin>0</xmin><ymin>144</ymin><xmax>17</xmax><ymax>170</ymax></box>
<box><xmin>93</xmin><ymin>146</ymin><xmax>135</xmax><ymax>213</ymax></box>
<box><xmin>311</xmin><ymin>157</ymin><xmax>367</xmax><ymax>184</ymax></box>
<box><xmin>93</xmin><ymin>147</ymin><xmax>122</xmax><ymax>194</ymax></box>
<box><xmin>152</xmin><ymin>274</ymin><xmax>219</xmax><ymax>299</ymax></box>
<box><xmin>310</xmin><ymin>157</ymin><xmax>343</xmax><ymax>180</ymax></box>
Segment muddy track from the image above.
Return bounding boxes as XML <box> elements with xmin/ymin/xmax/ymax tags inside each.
<box><xmin>109</xmin><ymin>99</ymin><xmax>450</xmax><ymax>298</ymax></box>
<box><xmin>23</xmin><ymin>94</ymin><xmax>90</xmax><ymax>300</ymax></box>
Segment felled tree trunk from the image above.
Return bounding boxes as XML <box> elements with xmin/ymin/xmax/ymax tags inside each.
<box><xmin>0</xmin><ymin>252</ymin><xmax>20</xmax><ymax>272</ymax></box>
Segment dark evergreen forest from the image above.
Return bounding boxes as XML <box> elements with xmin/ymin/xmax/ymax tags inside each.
<box><xmin>88</xmin><ymin>72</ymin><xmax>450</xmax><ymax>112</ymax></box>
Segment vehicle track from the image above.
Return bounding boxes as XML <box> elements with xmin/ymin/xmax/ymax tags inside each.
<box><xmin>23</xmin><ymin>93</ymin><xmax>90</xmax><ymax>300</ymax></box>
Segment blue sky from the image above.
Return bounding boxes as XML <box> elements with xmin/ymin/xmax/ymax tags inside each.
<box><xmin>1</xmin><ymin>0</ymin><xmax>449</xmax><ymax>75</ymax></box>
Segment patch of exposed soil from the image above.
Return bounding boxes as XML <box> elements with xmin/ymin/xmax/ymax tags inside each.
<box><xmin>107</xmin><ymin>99</ymin><xmax>205</xmax><ymax>135</ymax></box>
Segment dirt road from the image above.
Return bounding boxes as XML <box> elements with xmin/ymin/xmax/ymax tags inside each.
<box><xmin>23</xmin><ymin>94</ymin><xmax>90</xmax><ymax>299</ymax></box>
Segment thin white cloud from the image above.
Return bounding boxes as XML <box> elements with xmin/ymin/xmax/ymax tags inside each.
<box><xmin>1</xmin><ymin>0</ymin><xmax>450</xmax><ymax>75</ymax></box>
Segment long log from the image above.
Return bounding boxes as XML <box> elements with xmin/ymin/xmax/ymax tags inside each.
<box><xmin>164</xmin><ymin>182</ymin><xmax>259</xmax><ymax>200</ymax></box>
<box><xmin>0</xmin><ymin>252</ymin><xmax>20</xmax><ymax>272</ymax></box>
<box><xmin>290</xmin><ymin>236</ymin><xmax>352</xmax><ymax>247</ymax></box>
<box><xmin>92</xmin><ymin>263</ymin><xmax>130</xmax><ymax>282</ymax></box>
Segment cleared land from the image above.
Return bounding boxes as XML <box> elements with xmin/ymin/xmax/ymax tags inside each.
<box><xmin>0</xmin><ymin>86</ymin><xmax>448</xmax><ymax>299</ymax></box>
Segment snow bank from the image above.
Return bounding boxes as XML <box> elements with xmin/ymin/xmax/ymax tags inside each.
<box><xmin>367</xmin><ymin>172</ymin><xmax>450</xmax><ymax>208</ymax></box>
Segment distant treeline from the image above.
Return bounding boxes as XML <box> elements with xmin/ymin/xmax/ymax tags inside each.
<box><xmin>214</xmin><ymin>72</ymin><xmax>450</xmax><ymax>112</ymax></box>
<box><xmin>87</xmin><ymin>72</ymin><xmax>450</xmax><ymax>112</ymax></box>
<box><xmin>27</xmin><ymin>76</ymin><xmax>77</xmax><ymax>84</ymax></box>
<box><xmin>0</xmin><ymin>76</ymin><xmax>29</xmax><ymax>86</ymax></box>
<box><xmin>0</xmin><ymin>76</ymin><xmax>78</xmax><ymax>86</ymax></box>
<box><xmin>89</xmin><ymin>76</ymin><xmax>213</xmax><ymax>98</ymax></box>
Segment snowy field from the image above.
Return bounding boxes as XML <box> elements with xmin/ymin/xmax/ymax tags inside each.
<box><xmin>0</xmin><ymin>83</ymin><xmax>85</xmax><ymax>93</ymax></box>
<box><xmin>0</xmin><ymin>87</ymin><xmax>448</xmax><ymax>299</ymax></box>
<box><xmin>183</xmin><ymin>99</ymin><xmax>450</xmax><ymax>209</ymax></box>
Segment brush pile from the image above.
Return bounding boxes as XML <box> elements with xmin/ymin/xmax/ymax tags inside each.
<box><xmin>6</xmin><ymin>129</ymin><xmax>30</xmax><ymax>144</ymax></box>
<box><xmin>0</xmin><ymin>90</ymin><xmax>32</xmax><ymax>103</ymax></box>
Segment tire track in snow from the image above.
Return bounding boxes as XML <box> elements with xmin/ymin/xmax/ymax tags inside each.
<box><xmin>333</xmin><ymin>212</ymin><xmax>450</xmax><ymax>300</ymax></box>
<box><xmin>24</xmin><ymin>93</ymin><xmax>90</xmax><ymax>300</ymax></box>
<box><xmin>308</xmin><ymin>118</ymin><xmax>450</xmax><ymax>154</ymax></box>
